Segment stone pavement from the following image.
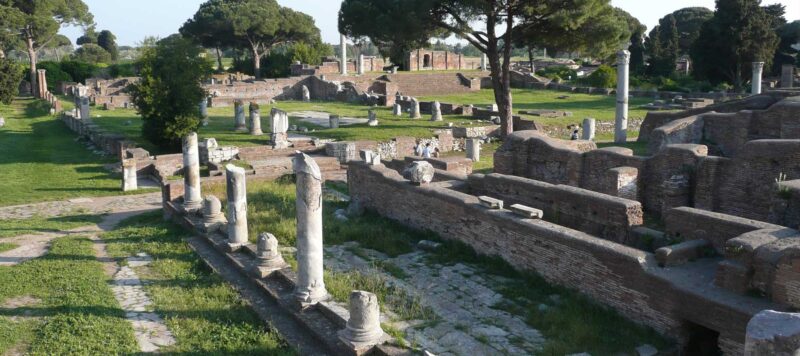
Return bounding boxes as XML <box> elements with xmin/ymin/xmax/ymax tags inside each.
<box><xmin>0</xmin><ymin>192</ymin><xmax>161</xmax><ymax>220</ymax></box>
<box><xmin>111</xmin><ymin>254</ymin><xmax>176</xmax><ymax>352</ymax></box>
<box><xmin>291</xmin><ymin>111</ymin><xmax>369</xmax><ymax>128</ymax></box>
<box><xmin>325</xmin><ymin>242</ymin><xmax>544</xmax><ymax>355</ymax></box>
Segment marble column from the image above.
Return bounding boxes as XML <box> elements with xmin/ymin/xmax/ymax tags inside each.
<box><xmin>199</xmin><ymin>98</ymin><xmax>209</xmax><ymax>126</ymax></box>
<box><xmin>225</xmin><ymin>164</ymin><xmax>248</xmax><ymax>249</ymax></box>
<box><xmin>582</xmin><ymin>118</ymin><xmax>596</xmax><ymax>140</ymax></box>
<box><xmin>270</xmin><ymin>108</ymin><xmax>290</xmax><ymax>149</ymax></box>
<box><xmin>614</xmin><ymin>50</ymin><xmax>631</xmax><ymax>144</ymax></box>
<box><xmin>79</xmin><ymin>97</ymin><xmax>90</xmax><ymax>120</ymax></box>
<box><xmin>367</xmin><ymin>110</ymin><xmax>379</xmax><ymax>126</ymax></box>
<box><xmin>752</xmin><ymin>62</ymin><xmax>764</xmax><ymax>95</ymax></box>
<box><xmin>393</xmin><ymin>103</ymin><xmax>403</xmax><ymax>116</ymax></box>
<box><xmin>410</xmin><ymin>98</ymin><xmax>421</xmax><ymax>119</ymax></box>
<box><xmin>182</xmin><ymin>132</ymin><xmax>203</xmax><ymax>211</ymax></box>
<box><xmin>302</xmin><ymin>85</ymin><xmax>311</xmax><ymax>102</ymax></box>
<box><xmin>466</xmin><ymin>138</ymin><xmax>481</xmax><ymax>162</ymax></box>
<box><xmin>339</xmin><ymin>290</ymin><xmax>385</xmax><ymax>348</ymax></box>
<box><xmin>249</xmin><ymin>102</ymin><xmax>263</xmax><ymax>135</ymax></box>
<box><xmin>329</xmin><ymin>114</ymin><xmax>340</xmax><ymax>129</ymax></box>
<box><xmin>293</xmin><ymin>153</ymin><xmax>328</xmax><ymax>305</ymax></box>
<box><xmin>340</xmin><ymin>34</ymin><xmax>348</xmax><ymax>76</ymax></box>
<box><xmin>358</xmin><ymin>54</ymin><xmax>365</xmax><ymax>75</ymax></box>
<box><xmin>430</xmin><ymin>101</ymin><xmax>443</xmax><ymax>122</ymax></box>
<box><xmin>122</xmin><ymin>158</ymin><xmax>138</xmax><ymax>192</ymax></box>
<box><xmin>782</xmin><ymin>64</ymin><xmax>795</xmax><ymax>89</ymax></box>
<box><xmin>480</xmin><ymin>54</ymin><xmax>488</xmax><ymax>71</ymax></box>
<box><xmin>251</xmin><ymin>232</ymin><xmax>288</xmax><ymax>278</ymax></box>
<box><xmin>234</xmin><ymin>100</ymin><xmax>247</xmax><ymax>131</ymax></box>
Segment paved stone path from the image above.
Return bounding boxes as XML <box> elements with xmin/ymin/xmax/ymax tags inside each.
<box><xmin>290</xmin><ymin>111</ymin><xmax>369</xmax><ymax>128</ymax></box>
<box><xmin>0</xmin><ymin>192</ymin><xmax>161</xmax><ymax>220</ymax></box>
<box><xmin>325</xmin><ymin>242</ymin><xmax>544</xmax><ymax>356</ymax></box>
<box><xmin>111</xmin><ymin>254</ymin><xmax>176</xmax><ymax>352</ymax></box>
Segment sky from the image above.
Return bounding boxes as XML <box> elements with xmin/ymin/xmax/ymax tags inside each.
<box><xmin>61</xmin><ymin>0</ymin><xmax>800</xmax><ymax>47</ymax></box>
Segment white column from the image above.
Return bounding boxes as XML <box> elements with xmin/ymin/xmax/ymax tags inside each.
<box><xmin>466</xmin><ymin>139</ymin><xmax>481</xmax><ymax>162</ymax></box>
<box><xmin>249</xmin><ymin>102</ymin><xmax>263</xmax><ymax>136</ymax></box>
<box><xmin>122</xmin><ymin>159</ymin><xmax>138</xmax><ymax>192</ymax></box>
<box><xmin>614</xmin><ymin>50</ymin><xmax>631</xmax><ymax>144</ymax></box>
<box><xmin>358</xmin><ymin>54</ymin><xmax>365</xmax><ymax>75</ymax></box>
<box><xmin>182</xmin><ymin>132</ymin><xmax>203</xmax><ymax>211</ymax></box>
<box><xmin>338</xmin><ymin>291</ymin><xmax>385</xmax><ymax>348</ymax></box>
<box><xmin>582</xmin><ymin>118</ymin><xmax>596</xmax><ymax>141</ymax></box>
<box><xmin>225</xmin><ymin>164</ymin><xmax>248</xmax><ymax>249</ymax></box>
<box><xmin>752</xmin><ymin>62</ymin><xmax>764</xmax><ymax>95</ymax></box>
<box><xmin>293</xmin><ymin>153</ymin><xmax>328</xmax><ymax>305</ymax></box>
<box><xmin>340</xmin><ymin>34</ymin><xmax>348</xmax><ymax>76</ymax></box>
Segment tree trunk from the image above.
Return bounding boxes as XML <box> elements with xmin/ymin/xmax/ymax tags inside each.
<box><xmin>26</xmin><ymin>36</ymin><xmax>37</xmax><ymax>98</ymax></box>
<box><xmin>251</xmin><ymin>45</ymin><xmax>261</xmax><ymax>79</ymax></box>
<box><xmin>528</xmin><ymin>48</ymin><xmax>534</xmax><ymax>73</ymax></box>
<box><xmin>216</xmin><ymin>47</ymin><xmax>224</xmax><ymax>71</ymax></box>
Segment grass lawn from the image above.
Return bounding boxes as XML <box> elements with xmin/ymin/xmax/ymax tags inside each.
<box><xmin>0</xmin><ymin>214</ymin><xmax>102</xmax><ymax>239</ymax></box>
<box><xmin>101</xmin><ymin>212</ymin><xmax>294</xmax><ymax>355</ymax></box>
<box><xmin>0</xmin><ymin>235</ymin><xmax>140</xmax><ymax>355</ymax></box>
<box><xmin>0</xmin><ymin>97</ymin><xmax>140</xmax><ymax>207</ymax></box>
<box><xmin>200</xmin><ymin>178</ymin><xmax>671</xmax><ymax>354</ymax></box>
<box><xmin>84</xmin><ymin>88</ymin><xmax>642</xmax><ymax>155</ymax></box>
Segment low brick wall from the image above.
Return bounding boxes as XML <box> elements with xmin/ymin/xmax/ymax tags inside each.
<box><xmin>347</xmin><ymin>162</ymin><xmax>778</xmax><ymax>354</ymax></box>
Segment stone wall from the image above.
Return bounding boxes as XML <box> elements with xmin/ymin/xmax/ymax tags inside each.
<box><xmin>347</xmin><ymin>162</ymin><xmax>782</xmax><ymax>353</ymax></box>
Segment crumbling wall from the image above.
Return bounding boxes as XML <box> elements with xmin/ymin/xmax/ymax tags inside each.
<box><xmin>494</xmin><ymin>131</ymin><xmax>595</xmax><ymax>186</ymax></box>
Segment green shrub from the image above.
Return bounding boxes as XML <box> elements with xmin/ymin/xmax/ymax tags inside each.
<box><xmin>38</xmin><ymin>61</ymin><xmax>73</xmax><ymax>90</ymax></box>
<box><xmin>0</xmin><ymin>59</ymin><xmax>24</xmax><ymax>104</ymax></box>
<box><xmin>536</xmin><ymin>65</ymin><xmax>578</xmax><ymax>81</ymax></box>
<box><xmin>59</xmin><ymin>61</ymin><xmax>100</xmax><ymax>84</ymax></box>
<box><xmin>108</xmin><ymin>62</ymin><xmax>137</xmax><ymax>78</ymax></box>
<box><xmin>582</xmin><ymin>65</ymin><xmax>616</xmax><ymax>88</ymax></box>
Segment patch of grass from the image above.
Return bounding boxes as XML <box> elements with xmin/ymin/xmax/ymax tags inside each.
<box><xmin>101</xmin><ymin>211</ymin><xmax>294</xmax><ymax>355</ymax></box>
<box><xmin>0</xmin><ymin>236</ymin><xmax>139</xmax><ymax>355</ymax></box>
<box><xmin>0</xmin><ymin>98</ymin><xmax>138</xmax><ymax>207</ymax></box>
<box><xmin>0</xmin><ymin>214</ymin><xmax>102</xmax><ymax>239</ymax></box>
<box><xmin>441</xmin><ymin>140</ymin><xmax>502</xmax><ymax>174</ymax></box>
<box><xmin>597</xmin><ymin>140</ymin><xmax>650</xmax><ymax>156</ymax></box>
<box><xmin>0</xmin><ymin>243</ymin><xmax>17</xmax><ymax>253</ymax></box>
<box><xmin>325</xmin><ymin>269</ymin><xmax>433</xmax><ymax>322</ymax></box>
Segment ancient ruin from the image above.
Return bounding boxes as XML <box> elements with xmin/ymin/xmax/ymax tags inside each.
<box><xmin>293</xmin><ymin>153</ymin><xmax>329</xmax><ymax>306</ymax></box>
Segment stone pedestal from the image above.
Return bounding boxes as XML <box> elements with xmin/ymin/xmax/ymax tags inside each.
<box><xmin>410</xmin><ymin>98</ymin><xmax>421</xmax><ymax>119</ymax></box>
<box><xmin>329</xmin><ymin>115</ymin><xmax>340</xmax><ymax>129</ymax></box>
<box><xmin>199</xmin><ymin>99</ymin><xmax>209</xmax><ymax>126</ymax></box>
<box><xmin>582</xmin><ymin>118</ymin><xmax>596</xmax><ymax>140</ymax></box>
<box><xmin>393</xmin><ymin>103</ymin><xmax>402</xmax><ymax>116</ymax></box>
<box><xmin>225</xmin><ymin>164</ymin><xmax>248</xmax><ymax>250</ymax></box>
<box><xmin>249</xmin><ymin>102</ymin><xmax>263</xmax><ymax>136</ymax></box>
<box><xmin>122</xmin><ymin>158</ymin><xmax>138</xmax><ymax>192</ymax></box>
<box><xmin>615</xmin><ymin>50</ymin><xmax>630</xmax><ymax>144</ymax></box>
<box><xmin>340</xmin><ymin>34</ymin><xmax>348</xmax><ymax>76</ymax></box>
<box><xmin>338</xmin><ymin>291</ymin><xmax>386</xmax><ymax>349</ymax></box>
<box><xmin>466</xmin><ymin>138</ymin><xmax>481</xmax><ymax>162</ymax></box>
<box><xmin>201</xmin><ymin>195</ymin><xmax>227</xmax><ymax>234</ymax></box>
<box><xmin>752</xmin><ymin>62</ymin><xmax>765</xmax><ymax>95</ymax></box>
<box><xmin>293</xmin><ymin>153</ymin><xmax>329</xmax><ymax>306</ymax></box>
<box><xmin>234</xmin><ymin>100</ymin><xmax>247</xmax><ymax>131</ymax></box>
<box><xmin>431</xmin><ymin>101</ymin><xmax>443</xmax><ymax>122</ymax></box>
<box><xmin>270</xmin><ymin>108</ymin><xmax>290</xmax><ymax>149</ymax></box>
<box><xmin>745</xmin><ymin>310</ymin><xmax>800</xmax><ymax>355</ymax></box>
<box><xmin>782</xmin><ymin>64</ymin><xmax>795</xmax><ymax>89</ymax></box>
<box><xmin>367</xmin><ymin>110</ymin><xmax>379</xmax><ymax>127</ymax></box>
<box><xmin>251</xmin><ymin>232</ymin><xmax>288</xmax><ymax>278</ymax></box>
<box><xmin>182</xmin><ymin>132</ymin><xmax>203</xmax><ymax>212</ymax></box>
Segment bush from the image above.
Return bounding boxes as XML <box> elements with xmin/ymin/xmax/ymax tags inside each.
<box><xmin>37</xmin><ymin>61</ymin><xmax>73</xmax><ymax>91</ymax></box>
<box><xmin>59</xmin><ymin>61</ymin><xmax>100</xmax><ymax>84</ymax></box>
<box><xmin>582</xmin><ymin>65</ymin><xmax>616</xmax><ymax>88</ymax></box>
<box><xmin>108</xmin><ymin>63</ymin><xmax>137</xmax><ymax>78</ymax></box>
<box><xmin>129</xmin><ymin>36</ymin><xmax>212</xmax><ymax>150</ymax></box>
<box><xmin>0</xmin><ymin>59</ymin><xmax>24</xmax><ymax>104</ymax></box>
<box><xmin>536</xmin><ymin>65</ymin><xmax>578</xmax><ymax>81</ymax></box>
<box><xmin>73</xmin><ymin>44</ymin><xmax>112</xmax><ymax>64</ymax></box>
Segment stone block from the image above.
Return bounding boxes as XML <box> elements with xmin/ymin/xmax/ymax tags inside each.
<box><xmin>655</xmin><ymin>239</ymin><xmax>711</xmax><ymax>267</ymax></box>
<box><xmin>478</xmin><ymin>196</ymin><xmax>503</xmax><ymax>209</ymax></box>
<box><xmin>510</xmin><ymin>204</ymin><xmax>543</xmax><ymax>219</ymax></box>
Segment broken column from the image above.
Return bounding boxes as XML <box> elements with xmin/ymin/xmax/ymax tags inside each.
<box><xmin>234</xmin><ymin>100</ymin><xmax>247</xmax><ymax>131</ymax></box>
<box><xmin>782</xmin><ymin>64</ymin><xmax>795</xmax><ymax>88</ymax></box>
<box><xmin>466</xmin><ymin>138</ymin><xmax>481</xmax><ymax>162</ymax></box>
<box><xmin>430</xmin><ymin>101</ymin><xmax>443</xmax><ymax>121</ymax></box>
<box><xmin>410</xmin><ymin>98</ymin><xmax>421</xmax><ymax>119</ymax></box>
<box><xmin>393</xmin><ymin>103</ymin><xmax>402</xmax><ymax>116</ymax></box>
<box><xmin>225</xmin><ymin>164</ymin><xmax>248</xmax><ymax>250</ymax></box>
<box><xmin>745</xmin><ymin>310</ymin><xmax>800</xmax><ymax>355</ymax></box>
<box><xmin>293</xmin><ymin>153</ymin><xmax>329</xmax><ymax>305</ymax></box>
<box><xmin>480</xmin><ymin>53</ymin><xmax>488</xmax><ymax>71</ymax></box>
<box><xmin>406</xmin><ymin>161</ymin><xmax>434</xmax><ymax>185</ymax></box>
<box><xmin>121</xmin><ymin>158</ymin><xmax>138</xmax><ymax>192</ymax></box>
<box><xmin>340</xmin><ymin>34</ymin><xmax>348</xmax><ymax>76</ymax></box>
<box><xmin>182</xmin><ymin>132</ymin><xmax>203</xmax><ymax>211</ymax></box>
<box><xmin>752</xmin><ymin>62</ymin><xmax>764</xmax><ymax>95</ymax></box>
<box><xmin>199</xmin><ymin>98</ymin><xmax>209</xmax><ymax>126</ymax></box>
<box><xmin>339</xmin><ymin>290</ymin><xmax>386</xmax><ymax>349</ymax></box>
<box><xmin>79</xmin><ymin>97</ymin><xmax>90</xmax><ymax>120</ymax></box>
<box><xmin>614</xmin><ymin>50</ymin><xmax>630</xmax><ymax>144</ymax></box>
<box><xmin>582</xmin><ymin>118</ymin><xmax>596</xmax><ymax>140</ymax></box>
<box><xmin>358</xmin><ymin>54</ymin><xmax>365</xmax><ymax>75</ymax></box>
<box><xmin>37</xmin><ymin>69</ymin><xmax>47</xmax><ymax>98</ymax></box>
<box><xmin>367</xmin><ymin>110</ymin><xmax>379</xmax><ymax>127</ymax></box>
<box><xmin>302</xmin><ymin>85</ymin><xmax>311</xmax><ymax>102</ymax></box>
<box><xmin>249</xmin><ymin>102</ymin><xmax>263</xmax><ymax>136</ymax></box>
<box><xmin>270</xmin><ymin>108</ymin><xmax>290</xmax><ymax>149</ymax></box>
<box><xmin>251</xmin><ymin>232</ymin><xmax>288</xmax><ymax>278</ymax></box>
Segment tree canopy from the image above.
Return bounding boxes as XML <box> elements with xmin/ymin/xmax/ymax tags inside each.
<box><xmin>128</xmin><ymin>36</ymin><xmax>212</xmax><ymax>150</ymax></box>
<box><xmin>691</xmin><ymin>0</ymin><xmax>782</xmax><ymax>90</ymax></box>
<box><xmin>0</xmin><ymin>0</ymin><xmax>93</xmax><ymax>92</ymax></box>
<box><xmin>340</xmin><ymin>0</ymin><xmax>620</xmax><ymax>136</ymax></box>
<box><xmin>97</xmin><ymin>30</ymin><xmax>118</xmax><ymax>60</ymax></box>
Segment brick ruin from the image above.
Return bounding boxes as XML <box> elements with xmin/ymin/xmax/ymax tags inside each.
<box><xmin>407</xmin><ymin>49</ymin><xmax>482</xmax><ymax>71</ymax></box>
